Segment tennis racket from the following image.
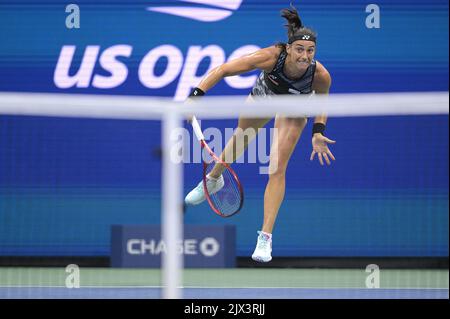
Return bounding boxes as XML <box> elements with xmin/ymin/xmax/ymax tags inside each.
<box><xmin>191</xmin><ymin>116</ymin><xmax>244</xmax><ymax>217</ymax></box>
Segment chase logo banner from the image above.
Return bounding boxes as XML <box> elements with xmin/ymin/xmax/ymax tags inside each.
<box><xmin>111</xmin><ymin>225</ymin><xmax>236</xmax><ymax>268</ymax></box>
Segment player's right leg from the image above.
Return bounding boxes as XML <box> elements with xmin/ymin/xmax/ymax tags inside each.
<box><xmin>185</xmin><ymin>95</ymin><xmax>270</xmax><ymax>206</ymax></box>
<box><xmin>209</xmin><ymin>94</ymin><xmax>270</xmax><ymax>178</ymax></box>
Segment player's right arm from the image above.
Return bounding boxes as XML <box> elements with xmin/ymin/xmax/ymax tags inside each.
<box><xmin>194</xmin><ymin>47</ymin><xmax>279</xmax><ymax>93</ymax></box>
<box><xmin>185</xmin><ymin>47</ymin><xmax>278</xmax><ymax>122</ymax></box>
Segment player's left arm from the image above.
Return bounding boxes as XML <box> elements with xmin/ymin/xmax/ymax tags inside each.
<box><xmin>310</xmin><ymin>61</ymin><xmax>336</xmax><ymax>166</ymax></box>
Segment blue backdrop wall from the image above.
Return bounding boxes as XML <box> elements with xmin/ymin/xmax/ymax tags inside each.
<box><xmin>0</xmin><ymin>0</ymin><xmax>448</xmax><ymax>257</ymax></box>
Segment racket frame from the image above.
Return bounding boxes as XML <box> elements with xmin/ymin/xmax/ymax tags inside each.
<box><xmin>191</xmin><ymin>116</ymin><xmax>244</xmax><ymax>217</ymax></box>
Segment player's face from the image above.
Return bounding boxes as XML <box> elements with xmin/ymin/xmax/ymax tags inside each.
<box><xmin>287</xmin><ymin>40</ymin><xmax>316</xmax><ymax>72</ymax></box>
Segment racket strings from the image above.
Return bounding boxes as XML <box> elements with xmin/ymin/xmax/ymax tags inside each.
<box><xmin>205</xmin><ymin>160</ymin><xmax>242</xmax><ymax>216</ymax></box>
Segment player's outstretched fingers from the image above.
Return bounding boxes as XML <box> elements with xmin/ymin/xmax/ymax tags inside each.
<box><xmin>327</xmin><ymin>150</ymin><xmax>336</xmax><ymax>161</ymax></box>
<box><xmin>318</xmin><ymin>152</ymin><xmax>324</xmax><ymax>166</ymax></box>
<box><xmin>323</xmin><ymin>153</ymin><xmax>331</xmax><ymax>165</ymax></box>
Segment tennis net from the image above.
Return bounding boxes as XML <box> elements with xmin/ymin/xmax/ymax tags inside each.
<box><xmin>0</xmin><ymin>91</ymin><xmax>448</xmax><ymax>299</ymax></box>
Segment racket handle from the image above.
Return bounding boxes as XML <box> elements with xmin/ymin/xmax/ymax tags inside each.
<box><xmin>191</xmin><ymin>116</ymin><xmax>205</xmax><ymax>141</ymax></box>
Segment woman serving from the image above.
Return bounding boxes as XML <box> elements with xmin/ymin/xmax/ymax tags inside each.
<box><xmin>185</xmin><ymin>5</ymin><xmax>336</xmax><ymax>262</ymax></box>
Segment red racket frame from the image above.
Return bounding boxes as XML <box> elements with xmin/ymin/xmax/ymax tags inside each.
<box><xmin>200</xmin><ymin>140</ymin><xmax>244</xmax><ymax>217</ymax></box>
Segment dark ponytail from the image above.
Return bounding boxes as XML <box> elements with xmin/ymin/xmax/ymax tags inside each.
<box><xmin>280</xmin><ymin>3</ymin><xmax>317</xmax><ymax>44</ymax></box>
<box><xmin>281</xmin><ymin>4</ymin><xmax>303</xmax><ymax>38</ymax></box>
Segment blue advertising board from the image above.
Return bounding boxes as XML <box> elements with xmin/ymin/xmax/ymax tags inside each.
<box><xmin>0</xmin><ymin>0</ymin><xmax>448</xmax><ymax>96</ymax></box>
<box><xmin>111</xmin><ymin>225</ymin><xmax>236</xmax><ymax>268</ymax></box>
<box><xmin>0</xmin><ymin>1</ymin><xmax>448</xmax><ymax>258</ymax></box>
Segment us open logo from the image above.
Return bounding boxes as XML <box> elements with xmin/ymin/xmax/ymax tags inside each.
<box><xmin>147</xmin><ymin>0</ymin><xmax>243</xmax><ymax>22</ymax></box>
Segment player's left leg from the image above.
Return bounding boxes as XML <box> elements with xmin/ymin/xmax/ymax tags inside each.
<box><xmin>252</xmin><ymin>115</ymin><xmax>307</xmax><ymax>262</ymax></box>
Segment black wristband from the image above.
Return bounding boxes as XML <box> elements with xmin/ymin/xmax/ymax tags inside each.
<box><xmin>312</xmin><ymin>123</ymin><xmax>326</xmax><ymax>136</ymax></box>
<box><xmin>189</xmin><ymin>87</ymin><xmax>205</xmax><ymax>98</ymax></box>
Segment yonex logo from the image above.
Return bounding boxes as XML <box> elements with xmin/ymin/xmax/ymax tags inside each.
<box><xmin>267</xmin><ymin>74</ymin><xmax>279</xmax><ymax>86</ymax></box>
<box><xmin>147</xmin><ymin>0</ymin><xmax>243</xmax><ymax>22</ymax></box>
<box><xmin>302</xmin><ymin>35</ymin><xmax>310</xmax><ymax>40</ymax></box>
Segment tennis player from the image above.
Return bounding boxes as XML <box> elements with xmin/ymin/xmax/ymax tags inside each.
<box><xmin>185</xmin><ymin>5</ymin><xmax>336</xmax><ymax>262</ymax></box>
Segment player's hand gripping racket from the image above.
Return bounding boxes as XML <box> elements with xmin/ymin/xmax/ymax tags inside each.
<box><xmin>191</xmin><ymin>116</ymin><xmax>244</xmax><ymax>217</ymax></box>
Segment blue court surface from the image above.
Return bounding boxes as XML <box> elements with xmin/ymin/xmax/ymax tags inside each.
<box><xmin>0</xmin><ymin>287</ymin><xmax>448</xmax><ymax>299</ymax></box>
<box><xmin>0</xmin><ymin>268</ymin><xmax>447</xmax><ymax>299</ymax></box>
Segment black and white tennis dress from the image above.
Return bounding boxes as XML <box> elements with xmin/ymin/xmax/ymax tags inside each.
<box><xmin>251</xmin><ymin>50</ymin><xmax>316</xmax><ymax>97</ymax></box>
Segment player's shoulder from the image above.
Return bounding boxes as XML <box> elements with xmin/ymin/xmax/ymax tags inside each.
<box><xmin>255</xmin><ymin>45</ymin><xmax>283</xmax><ymax>61</ymax></box>
<box><xmin>249</xmin><ymin>45</ymin><xmax>282</xmax><ymax>72</ymax></box>
<box><xmin>314</xmin><ymin>60</ymin><xmax>331</xmax><ymax>79</ymax></box>
<box><xmin>313</xmin><ymin>60</ymin><xmax>331</xmax><ymax>88</ymax></box>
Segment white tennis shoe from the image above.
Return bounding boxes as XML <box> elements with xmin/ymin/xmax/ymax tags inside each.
<box><xmin>251</xmin><ymin>231</ymin><xmax>272</xmax><ymax>262</ymax></box>
<box><xmin>184</xmin><ymin>175</ymin><xmax>224</xmax><ymax>206</ymax></box>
